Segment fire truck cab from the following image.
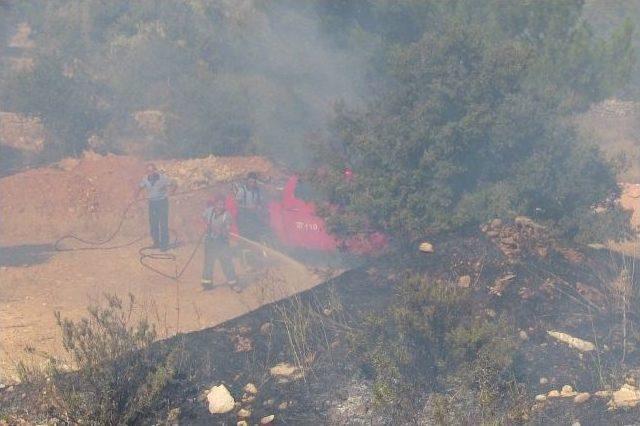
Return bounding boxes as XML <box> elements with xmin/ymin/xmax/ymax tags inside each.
<box><xmin>267</xmin><ymin>175</ymin><xmax>387</xmax><ymax>254</ymax></box>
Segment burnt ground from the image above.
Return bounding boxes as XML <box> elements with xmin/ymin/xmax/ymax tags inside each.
<box><xmin>3</xmin><ymin>225</ymin><xmax>640</xmax><ymax>425</ymax></box>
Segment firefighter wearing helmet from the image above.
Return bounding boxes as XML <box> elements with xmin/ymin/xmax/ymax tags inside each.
<box><xmin>201</xmin><ymin>195</ymin><xmax>239</xmax><ymax>292</ymax></box>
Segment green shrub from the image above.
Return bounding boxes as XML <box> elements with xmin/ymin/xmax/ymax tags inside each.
<box><xmin>351</xmin><ymin>275</ymin><xmax>519</xmax><ymax>419</ymax></box>
<box><xmin>49</xmin><ymin>294</ymin><xmax>178</xmax><ymax>425</ymax></box>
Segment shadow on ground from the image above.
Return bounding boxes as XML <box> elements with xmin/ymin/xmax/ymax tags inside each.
<box><xmin>0</xmin><ymin>244</ymin><xmax>54</xmax><ymax>267</ymax></box>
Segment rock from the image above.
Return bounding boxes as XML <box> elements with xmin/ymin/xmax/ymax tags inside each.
<box><xmin>260</xmin><ymin>414</ymin><xmax>275</xmax><ymax>424</ymax></box>
<box><xmin>167</xmin><ymin>407</ymin><xmax>181</xmax><ymax>423</ymax></box>
<box><xmin>539</xmin><ymin>377</ymin><xmax>549</xmax><ymax>385</ymax></box>
<box><xmin>419</xmin><ymin>242</ymin><xmax>434</xmax><ymax>253</ymax></box>
<box><xmin>244</xmin><ymin>383</ymin><xmax>258</xmax><ymax>395</ymax></box>
<box><xmin>207</xmin><ymin>384</ymin><xmax>236</xmax><ymax>414</ymax></box>
<box><xmin>232</xmin><ymin>335</ymin><xmax>253</xmax><ymax>352</ymax></box>
<box><xmin>270</xmin><ymin>362</ymin><xmax>303</xmax><ymax>380</ymax></box>
<box><xmin>535</xmin><ymin>394</ymin><xmax>547</xmax><ymax>402</ymax></box>
<box><xmin>490</xmin><ymin>218</ymin><xmax>503</xmax><ymax>229</ymax></box>
<box><xmin>574</xmin><ymin>393</ymin><xmax>590</xmax><ymax>404</ymax></box>
<box><xmin>237</xmin><ymin>408</ymin><xmax>251</xmax><ymax>418</ymax></box>
<box><xmin>547</xmin><ymin>331</ymin><xmax>595</xmax><ymax>352</ymax></box>
<box><xmin>237</xmin><ymin>421</ymin><xmax>249</xmax><ymax>426</ymax></box>
<box><xmin>259</xmin><ymin>322</ymin><xmax>273</xmax><ymax>335</ymax></box>
<box><xmin>519</xmin><ymin>330</ymin><xmax>528</xmax><ymax>341</ymax></box>
<box><xmin>458</xmin><ymin>275</ymin><xmax>472</xmax><ymax>288</ymax></box>
<box><xmin>277</xmin><ymin>401</ymin><xmax>289</xmax><ymax>410</ymax></box>
<box><xmin>561</xmin><ymin>385</ymin><xmax>577</xmax><ymax>397</ymax></box>
<box><xmin>548</xmin><ymin>390</ymin><xmax>561</xmax><ymax>398</ymax></box>
<box><xmin>595</xmin><ymin>390</ymin><xmax>613</xmax><ymax>398</ymax></box>
<box><xmin>571</xmin><ymin>422</ymin><xmax>581</xmax><ymax>426</ymax></box>
<box><xmin>608</xmin><ymin>384</ymin><xmax>640</xmax><ymax>409</ymax></box>
<box><xmin>490</xmin><ymin>274</ymin><xmax>516</xmax><ymax>296</ymax></box>
<box><xmin>515</xmin><ymin>216</ymin><xmax>544</xmax><ymax>229</ymax></box>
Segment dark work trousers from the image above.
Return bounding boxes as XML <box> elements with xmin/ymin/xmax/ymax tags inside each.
<box><xmin>202</xmin><ymin>236</ymin><xmax>237</xmax><ymax>284</ymax></box>
<box><xmin>237</xmin><ymin>209</ymin><xmax>265</xmax><ymax>241</ymax></box>
<box><xmin>148</xmin><ymin>198</ymin><xmax>169</xmax><ymax>249</ymax></box>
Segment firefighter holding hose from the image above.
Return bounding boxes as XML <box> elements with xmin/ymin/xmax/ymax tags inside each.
<box><xmin>201</xmin><ymin>195</ymin><xmax>239</xmax><ymax>292</ymax></box>
<box><xmin>135</xmin><ymin>163</ymin><xmax>176</xmax><ymax>251</ymax></box>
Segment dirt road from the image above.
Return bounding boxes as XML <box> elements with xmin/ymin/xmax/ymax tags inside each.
<box><xmin>0</xmin><ymin>153</ymin><xmax>324</xmax><ymax>382</ymax></box>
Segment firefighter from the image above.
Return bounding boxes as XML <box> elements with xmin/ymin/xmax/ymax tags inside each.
<box><xmin>136</xmin><ymin>163</ymin><xmax>176</xmax><ymax>251</ymax></box>
<box><xmin>201</xmin><ymin>196</ymin><xmax>239</xmax><ymax>292</ymax></box>
<box><xmin>234</xmin><ymin>172</ymin><xmax>265</xmax><ymax>240</ymax></box>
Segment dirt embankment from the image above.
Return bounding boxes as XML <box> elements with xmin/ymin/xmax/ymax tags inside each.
<box><xmin>0</xmin><ymin>151</ymin><xmax>276</xmax><ymax>245</ymax></box>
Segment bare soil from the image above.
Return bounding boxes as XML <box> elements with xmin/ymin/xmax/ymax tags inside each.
<box><xmin>0</xmin><ymin>153</ymin><xmax>323</xmax><ymax>382</ymax></box>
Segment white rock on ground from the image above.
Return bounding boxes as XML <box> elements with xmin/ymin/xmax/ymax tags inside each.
<box><xmin>574</xmin><ymin>393</ymin><xmax>590</xmax><ymax>404</ymax></box>
<box><xmin>607</xmin><ymin>384</ymin><xmax>640</xmax><ymax>409</ymax></box>
<box><xmin>237</xmin><ymin>421</ymin><xmax>248</xmax><ymax>426</ymax></box>
<box><xmin>547</xmin><ymin>331</ymin><xmax>595</xmax><ymax>352</ymax></box>
<box><xmin>535</xmin><ymin>394</ymin><xmax>547</xmax><ymax>402</ymax></box>
<box><xmin>207</xmin><ymin>384</ymin><xmax>236</xmax><ymax>414</ymax></box>
<box><xmin>237</xmin><ymin>408</ymin><xmax>251</xmax><ymax>418</ymax></box>
<box><xmin>418</xmin><ymin>242</ymin><xmax>434</xmax><ymax>253</ymax></box>
<box><xmin>270</xmin><ymin>362</ymin><xmax>303</xmax><ymax>380</ymax></box>
<box><xmin>260</xmin><ymin>414</ymin><xmax>275</xmax><ymax>424</ymax></box>
<box><xmin>244</xmin><ymin>383</ymin><xmax>258</xmax><ymax>394</ymax></box>
<box><xmin>561</xmin><ymin>385</ymin><xmax>577</xmax><ymax>397</ymax></box>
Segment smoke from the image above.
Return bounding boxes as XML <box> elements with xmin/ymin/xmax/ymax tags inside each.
<box><xmin>208</xmin><ymin>0</ymin><xmax>366</xmax><ymax>165</ymax></box>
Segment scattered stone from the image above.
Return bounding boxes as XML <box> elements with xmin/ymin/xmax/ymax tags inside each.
<box><xmin>237</xmin><ymin>421</ymin><xmax>249</xmax><ymax>426</ymax></box>
<box><xmin>519</xmin><ymin>330</ymin><xmax>528</xmax><ymax>341</ymax></box>
<box><xmin>418</xmin><ymin>242</ymin><xmax>434</xmax><ymax>253</ymax></box>
<box><xmin>515</xmin><ymin>216</ymin><xmax>544</xmax><ymax>229</ymax></box>
<box><xmin>259</xmin><ymin>322</ymin><xmax>273</xmax><ymax>335</ymax></box>
<box><xmin>207</xmin><ymin>384</ymin><xmax>236</xmax><ymax>414</ymax></box>
<box><xmin>535</xmin><ymin>394</ymin><xmax>547</xmax><ymax>402</ymax></box>
<box><xmin>167</xmin><ymin>407</ymin><xmax>181</xmax><ymax>424</ymax></box>
<box><xmin>571</xmin><ymin>422</ymin><xmax>581</xmax><ymax>426</ymax></box>
<box><xmin>548</xmin><ymin>390</ymin><xmax>561</xmax><ymax>398</ymax></box>
<box><xmin>490</xmin><ymin>274</ymin><xmax>516</xmax><ymax>296</ymax></box>
<box><xmin>232</xmin><ymin>335</ymin><xmax>253</xmax><ymax>353</ymax></box>
<box><xmin>270</xmin><ymin>362</ymin><xmax>303</xmax><ymax>380</ymax></box>
<box><xmin>595</xmin><ymin>390</ymin><xmax>613</xmax><ymax>398</ymax></box>
<box><xmin>244</xmin><ymin>383</ymin><xmax>258</xmax><ymax>395</ymax></box>
<box><xmin>490</xmin><ymin>218</ymin><xmax>503</xmax><ymax>229</ymax></box>
<box><xmin>278</xmin><ymin>401</ymin><xmax>289</xmax><ymax>410</ymax></box>
<box><xmin>263</xmin><ymin>399</ymin><xmax>274</xmax><ymax>406</ymax></box>
<box><xmin>260</xmin><ymin>414</ymin><xmax>275</xmax><ymax>424</ymax></box>
<box><xmin>237</xmin><ymin>408</ymin><xmax>251</xmax><ymax>418</ymax></box>
<box><xmin>547</xmin><ymin>331</ymin><xmax>595</xmax><ymax>352</ymax></box>
<box><xmin>561</xmin><ymin>385</ymin><xmax>577</xmax><ymax>397</ymax></box>
<box><xmin>458</xmin><ymin>275</ymin><xmax>472</xmax><ymax>288</ymax></box>
<box><xmin>607</xmin><ymin>384</ymin><xmax>640</xmax><ymax>409</ymax></box>
<box><xmin>322</xmin><ymin>308</ymin><xmax>333</xmax><ymax>316</ymax></box>
<box><xmin>574</xmin><ymin>393</ymin><xmax>590</xmax><ymax>404</ymax></box>
<box><xmin>539</xmin><ymin>377</ymin><xmax>549</xmax><ymax>385</ymax></box>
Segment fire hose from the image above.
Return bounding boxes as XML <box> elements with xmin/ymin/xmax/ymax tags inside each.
<box><xmin>53</xmin><ymin>184</ymin><xmax>224</xmax><ymax>281</ymax></box>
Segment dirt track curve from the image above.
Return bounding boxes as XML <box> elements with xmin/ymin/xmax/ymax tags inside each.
<box><xmin>0</xmin><ymin>153</ymin><xmax>326</xmax><ymax>381</ymax></box>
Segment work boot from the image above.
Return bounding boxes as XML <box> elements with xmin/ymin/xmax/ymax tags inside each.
<box><xmin>201</xmin><ymin>279</ymin><xmax>214</xmax><ymax>291</ymax></box>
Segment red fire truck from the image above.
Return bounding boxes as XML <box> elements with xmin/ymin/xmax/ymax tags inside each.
<box><xmin>266</xmin><ymin>175</ymin><xmax>387</xmax><ymax>254</ymax></box>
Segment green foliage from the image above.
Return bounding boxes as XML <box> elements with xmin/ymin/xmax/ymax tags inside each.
<box><xmin>350</xmin><ymin>275</ymin><xmax>519</xmax><ymax>418</ymax></box>
<box><xmin>313</xmin><ymin>1</ymin><xmax>633</xmax><ymax>244</ymax></box>
<box><xmin>3</xmin><ymin>56</ymin><xmax>108</xmax><ymax>157</ymax></box>
<box><xmin>49</xmin><ymin>294</ymin><xmax>177</xmax><ymax>425</ymax></box>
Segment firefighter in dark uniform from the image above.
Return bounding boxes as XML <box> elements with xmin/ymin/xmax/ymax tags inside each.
<box><xmin>201</xmin><ymin>196</ymin><xmax>239</xmax><ymax>292</ymax></box>
<box><xmin>234</xmin><ymin>172</ymin><xmax>265</xmax><ymax>241</ymax></box>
